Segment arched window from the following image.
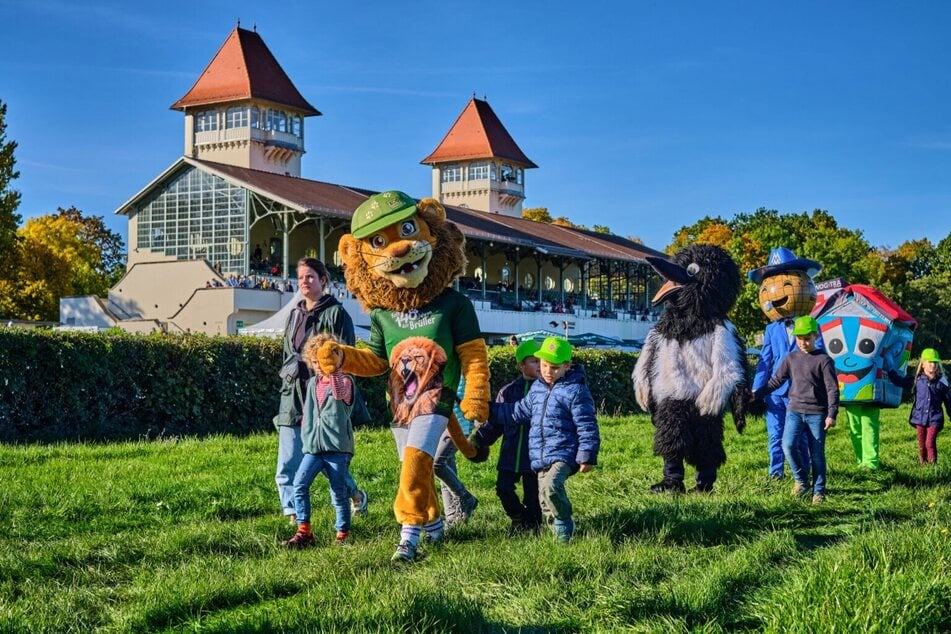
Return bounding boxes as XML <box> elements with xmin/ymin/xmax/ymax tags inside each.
<box><xmin>266</xmin><ymin>109</ymin><xmax>288</xmax><ymax>132</ymax></box>
<box><xmin>250</xmin><ymin>107</ymin><xmax>260</xmax><ymax>129</ymax></box>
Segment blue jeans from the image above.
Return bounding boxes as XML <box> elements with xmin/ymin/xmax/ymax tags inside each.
<box><xmin>276</xmin><ymin>425</ymin><xmax>358</xmax><ymax>516</ymax></box>
<box><xmin>765</xmin><ymin>395</ymin><xmax>810</xmax><ymax>478</ymax></box>
<box><xmin>293</xmin><ymin>451</ymin><xmax>353</xmax><ymax>531</ymax></box>
<box><xmin>782</xmin><ymin>410</ymin><xmax>827</xmax><ymax>494</ymax></box>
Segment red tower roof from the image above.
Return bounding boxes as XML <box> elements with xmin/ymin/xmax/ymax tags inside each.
<box><xmin>421</xmin><ymin>98</ymin><xmax>537</xmax><ymax>168</ymax></box>
<box><xmin>170</xmin><ymin>27</ymin><xmax>320</xmax><ymax>116</ymax></box>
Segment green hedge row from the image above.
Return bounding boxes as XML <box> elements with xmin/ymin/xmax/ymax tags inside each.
<box><xmin>0</xmin><ymin>329</ymin><xmax>640</xmax><ymax>443</ymax></box>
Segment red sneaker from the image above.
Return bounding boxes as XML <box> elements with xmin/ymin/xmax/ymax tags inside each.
<box><xmin>335</xmin><ymin>530</ymin><xmax>350</xmax><ymax>545</ymax></box>
<box><xmin>282</xmin><ymin>531</ymin><xmax>315</xmax><ymax>549</ymax></box>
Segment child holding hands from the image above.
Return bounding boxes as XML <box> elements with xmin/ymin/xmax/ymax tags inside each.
<box><xmin>283</xmin><ymin>333</ymin><xmax>359</xmax><ymax>548</ymax></box>
<box><xmin>473</xmin><ymin>339</ymin><xmax>544</xmax><ymax>534</ymax></box>
<box><xmin>753</xmin><ymin>315</ymin><xmax>838</xmax><ymax>504</ymax></box>
<box><xmin>489</xmin><ymin>337</ymin><xmax>600</xmax><ymax>542</ymax></box>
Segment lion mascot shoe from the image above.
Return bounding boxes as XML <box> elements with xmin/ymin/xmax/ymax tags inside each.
<box><xmin>632</xmin><ymin>244</ymin><xmax>749</xmax><ymax>493</ymax></box>
<box><xmin>748</xmin><ymin>247</ymin><xmax>823</xmax><ymax>479</ymax></box>
<box><xmin>316</xmin><ymin>191</ymin><xmax>490</xmax><ymax>562</ymax></box>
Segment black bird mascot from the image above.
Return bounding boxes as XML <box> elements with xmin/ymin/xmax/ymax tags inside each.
<box><xmin>632</xmin><ymin>244</ymin><xmax>749</xmax><ymax>493</ymax></box>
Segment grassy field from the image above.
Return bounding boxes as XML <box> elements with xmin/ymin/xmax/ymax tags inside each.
<box><xmin>1</xmin><ymin>407</ymin><xmax>948</xmax><ymax>633</ymax></box>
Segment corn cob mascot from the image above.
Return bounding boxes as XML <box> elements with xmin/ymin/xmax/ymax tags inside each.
<box><xmin>316</xmin><ymin>191</ymin><xmax>490</xmax><ymax>562</ymax></box>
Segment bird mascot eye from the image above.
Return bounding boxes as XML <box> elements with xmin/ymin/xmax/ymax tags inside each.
<box><xmin>686</xmin><ymin>263</ymin><xmax>700</xmax><ymax>277</ymax></box>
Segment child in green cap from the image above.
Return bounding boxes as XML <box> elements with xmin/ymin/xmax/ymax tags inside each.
<box><xmin>892</xmin><ymin>348</ymin><xmax>950</xmax><ymax>464</ymax></box>
<box><xmin>753</xmin><ymin>315</ymin><xmax>839</xmax><ymax>503</ymax></box>
<box><xmin>472</xmin><ymin>339</ymin><xmax>543</xmax><ymax>534</ymax></box>
<box><xmin>488</xmin><ymin>336</ymin><xmax>600</xmax><ymax>542</ymax></box>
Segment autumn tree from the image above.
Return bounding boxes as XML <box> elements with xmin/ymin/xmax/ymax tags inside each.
<box><xmin>9</xmin><ymin>207</ymin><xmax>126</xmax><ymax>320</ymax></box>
<box><xmin>522</xmin><ymin>207</ymin><xmax>552</xmax><ymax>223</ymax></box>
<box><xmin>668</xmin><ymin>208</ymin><xmax>872</xmax><ymax>339</ymax></box>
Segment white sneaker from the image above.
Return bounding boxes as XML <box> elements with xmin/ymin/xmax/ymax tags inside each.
<box><xmin>351</xmin><ymin>490</ymin><xmax>369</xmax><ymax>517</ymax></box>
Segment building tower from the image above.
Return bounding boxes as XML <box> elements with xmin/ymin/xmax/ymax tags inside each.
<box><xmin>421</xmin><ymin>97</ymin><xmax>537</xmax><ymax>217</ymax></box>
<box><xmin>170</xmin><ymin>26</ymin><xmax>320</xmax><ymax>176</ymax></box>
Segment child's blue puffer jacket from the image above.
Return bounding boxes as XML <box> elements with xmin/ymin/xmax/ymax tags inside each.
<box><xmin>490</xmin><ymin>364</ymin><xmax>600</xmax><ymax>471</ymax></box>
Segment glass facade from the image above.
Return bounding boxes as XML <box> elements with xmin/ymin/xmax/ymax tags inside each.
<box><xmin>135</xmin><ymin>167</ymin><xmax>248</xmax><ymax>274</ymax></box>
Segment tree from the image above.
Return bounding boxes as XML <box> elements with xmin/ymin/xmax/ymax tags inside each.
<box><xmin>7</xmin><ymin>207</ymin><xmax>126</xmax><ymax>320</ymax></box>
<box><xmin>0</xmin><ymin>100</ymin><xmax>22</xmax><ymax>281</ymax></box>
<box><xmin>551</xmin><ymin>216</ymin><xmax>574</xmax><ymax>227</ymax></box>
<box><xmin>668</xmin><ymin>208</ymin><xmax>873</xmax><ymax>340</ymax></box>
<box><xmin>522</xmin><ymin>207</ymin><xmax>552</xmax><ymax>223</ymax></box>
<box><xmin>592</xmin><ymin>224</ymin><xmax>613</xmax><ymax>235</ymax></box>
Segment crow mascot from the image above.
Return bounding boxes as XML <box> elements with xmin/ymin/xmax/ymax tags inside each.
<box><xmin>632</xmin><ymin>244</ymin><xmax>749</xmax><ymax>493</ymax></box>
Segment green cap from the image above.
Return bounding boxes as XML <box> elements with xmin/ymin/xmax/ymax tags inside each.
<box><xmin>792</xmin><ymin>315</ymin><xmax>819</xmax><ymax>336</ymax></box>
<box><xmin>535</xmin><ymin>336</ymin><xmax>572</xmax><ymax>364</ymax></box>
<box><xmin>351</xmin><ymin>191</ymin><xmax>418</xmax><ymax>239</ymax></box>
<box><xmin>920</xmin><ymin>348</ymin><xmax>941</xmax><ymax>362</ymax></box>
<box><xmin>515</xmin><ymin>339</ymin><xmax>541</xmax><ymax>362</ymax></box>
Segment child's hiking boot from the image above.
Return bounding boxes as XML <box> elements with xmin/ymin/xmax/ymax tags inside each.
<box><xmin>553</xmin><ymin>517</ymin><xmax>575</xmax><ymax>543</ymax></box>
<box><xmin>791</xmin><ymin>481</ymin><xmax>810</xmax><ymax>497</ymax></box>
<box><xmin>650</xmin><ymin>478</ymin><xmax>686</xmax><ymax>494</ymax></box>
<box><xmin>334</xmin><ymin>530</ymin><xmax>350</xmax><ymax>545</ymax></box>
<box><xmin>351</xmin><ymin>490</ymin><xmax>369</xmax><ymax>518</ymax></box>
<box><xmin>812</xmin><ymin>493</ymin><xmax>826</xmax><ymax>505</ymax></box>
<box><xmin>282</xmin><ymin>531</ymin><xmax>315</xmax><ymax>549</ymax></box>
<box><xmin>391</xmin><ymin>540</ymin><xmax>417</xmax><ymax>562</ymax></box>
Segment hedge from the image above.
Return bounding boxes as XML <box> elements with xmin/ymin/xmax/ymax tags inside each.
<box><xmin>0</xmin><ymin>329</ymin><xmax>641</xmax><ymax>443</ymax></box>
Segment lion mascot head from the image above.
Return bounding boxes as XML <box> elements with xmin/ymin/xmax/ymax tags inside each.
<box><xmin>388</xmin><ymin>336</ymin><xmax>449</xmax><ymax>426</ymax></box>
<box><xmin>338</xmin><ymin>191</ymin><xmax>467</xmax><ymax>312</ymax></box>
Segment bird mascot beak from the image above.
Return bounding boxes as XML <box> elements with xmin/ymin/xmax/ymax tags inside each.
<box><xmin>646</xmin><ymin>255</ymin><xmax>692</xmax><ymax>305</ymax></box>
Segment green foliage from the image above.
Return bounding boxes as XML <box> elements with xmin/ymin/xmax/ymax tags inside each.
<box><xmin>0</xmin><ymin>409</ymin><xmax>947</xmax><ymax>631</ymax></box>
<box><xmin>0</xmin><ymin>100</ymin><xmax>22</xmax><ymax>299</ymax></box>
<box><xmin>665</xmin><ymin>209</ymin><xmax>951</xmax><ymax>350</ymax></box>
<box><xmin>0</xmin><ymin>331</ymin><xmax>644</xmax><ymax>442</ymax></box>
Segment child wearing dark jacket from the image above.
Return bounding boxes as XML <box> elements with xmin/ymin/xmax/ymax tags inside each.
<box><xmin>891</xmin><ymin>348</ymin><xmax>951</xmax><ymax>464</ymax></box>
<box><xmin>489</xmin><ymin>337</ymin><xmax>600</xmax><ymax>543</ymax></box>
<box><xmin>473</xmin><ymin>340</ymin><xmax>542</xmax><ymax>534</ymax></box>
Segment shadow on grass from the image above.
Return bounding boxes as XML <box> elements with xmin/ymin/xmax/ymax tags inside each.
<box><xmin>590</xmin><ymin>502</ymin><xmax>864</xmax><ymax>548</ymax></box>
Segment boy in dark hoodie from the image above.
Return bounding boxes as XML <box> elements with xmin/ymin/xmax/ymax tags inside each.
<box><xmin>473</xmin><ymin>339</ymin><xmax>543</xmax><ymax>534</ymax></box>
<box><xmin>489</xmin><ymin>337</ymin><xmax>600</xmax><ymax>543</ymax></box>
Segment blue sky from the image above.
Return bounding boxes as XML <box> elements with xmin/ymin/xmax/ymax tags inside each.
<box><xmin>3</xmin><ymin>0</ymin><xmax>950</xmax><ymax>253</ymax></box>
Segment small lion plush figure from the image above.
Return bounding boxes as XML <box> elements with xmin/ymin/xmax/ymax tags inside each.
<box><xmin>316</xmin><ymin>191</ymin><xmax>490</xmax><ymax>562</ymax></box>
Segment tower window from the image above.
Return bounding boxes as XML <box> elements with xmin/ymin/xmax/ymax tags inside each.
<box><xmin>250</xmin><ymin>107</ymin><xmax>261</xmax><ymax>129</ymax></box>
<box><xmin>226</xmin><ymin>107</ymin><xmax>248</xmax><ymax>129</ymax></box>
<box><xmin>441</xmin><ymin>166</ymin><xmax>462</xmax><ymax>183</ymax></box>
<box><xmin>469</xmin><ymin>162</ymin><xmax>489</xmax><ymax>180</ymax></box>
<box><xmin>196</xmin><ymin>110</ymin><xmax>218</xmax><ymax>132</ymax></box>
<box><xmin>266</xmin><ymin>109</ymin><xmax>288</xmax><ymax>133</ymax></box>
<box><xmin>291</xmin><ymin>115</ymin><xmax>302</xmax><ymax>137</ymax></box>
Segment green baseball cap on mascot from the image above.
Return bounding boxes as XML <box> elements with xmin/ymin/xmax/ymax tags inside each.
<box><xmin>352</xmin><ymin>191</ymin><xmax>418</xmax><ymax>239</ymax></box>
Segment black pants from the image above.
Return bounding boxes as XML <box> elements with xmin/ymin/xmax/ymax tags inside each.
<box><xmin>496</xmin><ymin>469</ymin><xmax>542</xmax><ymax>525</ymax></box>
<box><xmin>663</xmin><ymin>458</ymin><xmax>717</xmax><ymax>491</ymax></box>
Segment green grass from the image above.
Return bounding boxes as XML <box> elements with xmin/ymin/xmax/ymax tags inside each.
<box><xmin>1</xmin><ymin>407</ymin><xmax>949</xmax><ymax>633</ymax></box>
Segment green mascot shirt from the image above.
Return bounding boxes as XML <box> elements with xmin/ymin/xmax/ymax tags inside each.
<box><xmin>368</xmin><ymin>288</ymin><xmax>482</xmax><ymax>419</ymax></box>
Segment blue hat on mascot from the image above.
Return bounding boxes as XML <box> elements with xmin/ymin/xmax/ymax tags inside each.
<box><xmin>747</xmin><ymin>247</ymin><xmax>822</xmax><ymax>284</ymax></box>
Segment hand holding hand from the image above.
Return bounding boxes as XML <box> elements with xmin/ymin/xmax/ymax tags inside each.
<box><xmin>316</xmin><ymin>341</ymin><xmax>344</xmax><ymax>375</ymax></box>
<box><xmin>578</xmin><ymin>463</ymin><xmax>593</xmax><ymax>473</ymax></box>
<box><xmin>824</xmin><ymin>417</ymin><xmax>836</xmax><ymax>430</ymax></box>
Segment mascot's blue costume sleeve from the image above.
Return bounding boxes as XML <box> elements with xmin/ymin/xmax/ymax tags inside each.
<box><xmin>748</xmin><ymin>247</ymin><xmax>823</xmax><ymax>479</ymax></box>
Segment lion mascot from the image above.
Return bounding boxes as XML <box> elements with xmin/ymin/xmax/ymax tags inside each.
<box><xmin>316</xmin><ymin>190</ymin><xmax>490</xmax><ymax>562</ymax></box>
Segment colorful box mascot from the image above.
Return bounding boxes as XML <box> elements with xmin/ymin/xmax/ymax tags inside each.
<box><xmin>632</xmin><ymin>244</ymin><xmax>749</xmax><ymax>493</ymax></box>
<box><xmin>748</xmin><ymin>247</ymin><xmax>823</xmax><ymax>479</ymax></box>
<box><xmin>315</xmin><ymin>191</ymin><xmax>490</xmax><ymax>562</ymax></box>
<box><xmin>813</xmin><ymin>284</ymin><xmax>917</xmax><ymax>469</ymax></box>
